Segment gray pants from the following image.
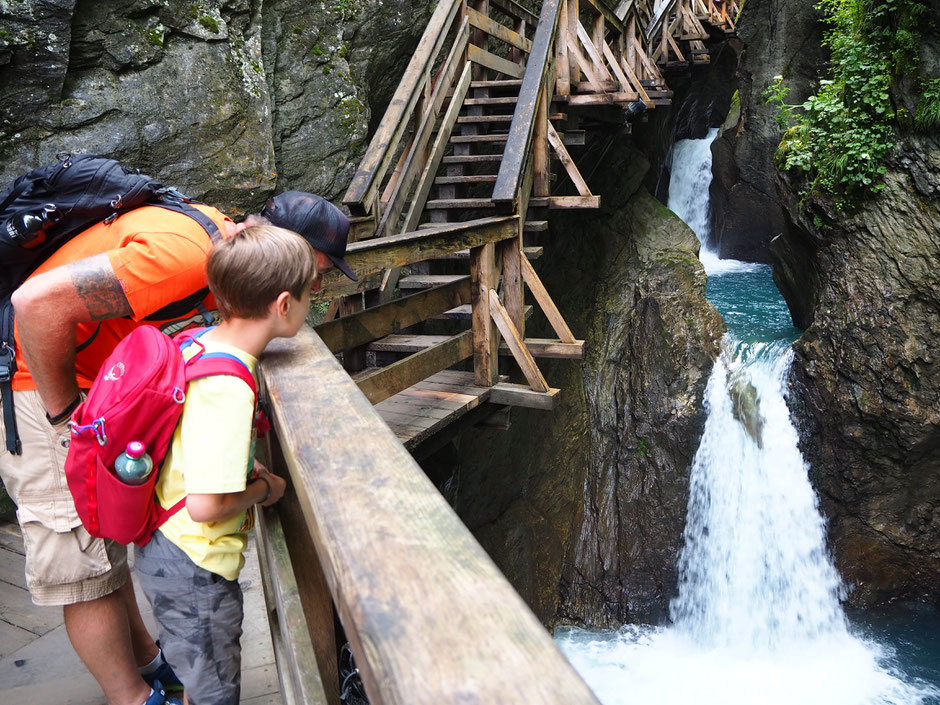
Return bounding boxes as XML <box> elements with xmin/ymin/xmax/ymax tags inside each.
<box><xmin>136</xmin><ymin>531</ymin><xmax>244</xmax><ymax>705</ymax></box>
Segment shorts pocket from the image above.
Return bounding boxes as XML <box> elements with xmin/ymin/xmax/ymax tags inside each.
<box><xmin>17</xmin><ymin>501</ymin><xmax>111</xmax><ymax>588</ymax></box>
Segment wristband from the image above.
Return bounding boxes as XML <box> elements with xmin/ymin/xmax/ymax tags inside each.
<box><xmin>46</xmin><ymin>394</ymin><xmax>82</xmax><ymax>426</ymax></box>
<box><xmin>256</xmin><ymin>475</ymin><xmax>271</xmax><ymax>503</ymax></box>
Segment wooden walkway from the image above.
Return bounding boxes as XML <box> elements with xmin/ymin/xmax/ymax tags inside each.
<box><xmin>0</xmin><ymin>520</ymin><xmax>280</xmax><ymax>704</ymax></box>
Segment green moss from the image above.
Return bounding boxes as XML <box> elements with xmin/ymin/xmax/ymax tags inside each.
<box><xmin>147</xmin><ymin>29</ymin><xmax>164</xmax><ymax>47</ymax></box>
<box><xmin>311</xmin><ymin>44</ymin><xmax>326</xmax><ymax>56</ymax></box>
<box><xmin>292</xmin><ymin>25</ymin><xmax>304</xmax><ymax>34</ymax></box>
<box><xmin>198</xmin><ymin>15</ymin><xmax>220</xmax><ymax>33</ymax></box>
<box><xmin>635</xmin><ymin>438</ymin><xmax>650</xmax><ymax>458</ymax></box>
<box><xmin>189</xmin><ymin>3</ymin><xmax>199</xmax><ymax>19</ymax></box>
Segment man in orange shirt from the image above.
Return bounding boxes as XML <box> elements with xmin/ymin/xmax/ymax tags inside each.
<box><xmin>2</xmin><ymin>191</ymin><xmax>354</xmax><ymax>705</ymax></box>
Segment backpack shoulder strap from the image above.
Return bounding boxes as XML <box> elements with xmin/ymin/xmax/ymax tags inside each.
<box><xmin>185</xmin><ymin>352</ymin><xmax>257</xmax><ymax>398</ymax></box>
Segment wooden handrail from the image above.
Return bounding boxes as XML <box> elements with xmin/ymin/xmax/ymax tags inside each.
<box><xmin>491</xmin><ymin>0</ymin><xmax>564</xmax><ymax>213</ymax></box>
<box><xmin>259</xmin><ymin>328</ymin><xmax>603</xmax><ymax>705</ymax></box>
<box><xmin>645</xmin><ymin>0</ymin><xmax>679</xmax><ymax>39</ymax></box>
<box><xmin>342</xmin><ymin>0</ymin><xmax>462</xmax><ymax>216</ymax></box>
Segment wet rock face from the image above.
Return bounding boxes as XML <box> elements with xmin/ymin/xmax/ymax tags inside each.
<box><xmin>0</xmin><ymin>0</ymin><xmax>429</xmax><ymax>211</ymax></box>
<box><xmin>708</xmin><ymin>0</ymin><xmax>826</xmax><ymax>263</ymax></box>
<box><xmin>451</xmin><ymin>140</ymin><xmax>724</xmax><ymax>627</ymax></box>
<box><xmin>782</xmin><ymin>134</ymin><xmax>940</xmax><ymax>606</ymax></box>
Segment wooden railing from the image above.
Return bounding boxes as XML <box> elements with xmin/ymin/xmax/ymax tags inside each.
<box><xmin>255</xmin><ymin>327</ymin><xmax>602</xmax><ymax>705</ymax></box>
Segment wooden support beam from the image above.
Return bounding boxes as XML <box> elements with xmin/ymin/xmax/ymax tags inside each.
<box><xmin>521</xmin><ymin>256</ymin><xmax>577</xmax><ymax>343</ymax></box>
<box><xmin>316</xmin><ymin>277</ymin><xmax>471</xmax><ymax>353</ymax></box>
<box><xmin>500</xmin><ymin>236</ymin><xmax>525</xmax><ymax>335</ymax></box>
<box><xmin>546</xmin><ymin>122</ymin><xmax>592</xmax><ymax>197</ymax></box>
<box><xmin>471</xmin><ymin>244</ymin><xmax>500</xmax><ymax>386</ymax></box>
<box><xmin>355</xmin><ymin>330</ymin><xmax>474</xmax><ymax>405</ymax></box>
<box><xmin>312</xmin><ymin>216</ymin><xmax>516</xmax><ymax>303</ymax></box>
<box><xmin>488</xmin><ymin>288</ymin><xmax>549</xmax><ymax>392</ymax></box>
<box><xmin>556</xmin><ymin>0</ymin><xmax>570</xmax><ymax>96</ymax></box>
<box><xmin>489</xmin><ymin>382</ymin><xmax>560</xmax><ymax>410</ymax></box>
<box><xmin>468</xmin><ymin>7</ymin><xmax>533</xmax><ymax>53</ymax></box>
<box><xmin>468</xmin><ymin>44</ymin><xmax>526</xmax><ymax>79</ymax></box>
<box><xmin>566</xmin><ymin>35</ymin><xmax>611</xmax><ymax>98</ymax></box>
<box><xmin>575</xmin><ymin>21</ymin><xmax>614</xmax><ymax>83</ymax></box>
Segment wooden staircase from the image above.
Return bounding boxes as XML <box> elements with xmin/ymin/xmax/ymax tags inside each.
<box><xmin>307</xmin><ymin>0</ymin><xmax>738</xmax><ymax>447</ymax></box>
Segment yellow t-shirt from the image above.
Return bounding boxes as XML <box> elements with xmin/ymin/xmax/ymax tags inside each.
<box><xmin>154</xmin><ymin>339</ymin><xmax>258</xmax><ymax>580</ymax></box>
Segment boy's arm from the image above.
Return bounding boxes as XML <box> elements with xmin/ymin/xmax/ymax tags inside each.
<box><xmin>186</xmin><ymin>462</ymin><xmax>287</xmax><ymax>523</ymax></box>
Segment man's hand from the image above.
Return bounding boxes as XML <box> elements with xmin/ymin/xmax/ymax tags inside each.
<box><xmin>11</xmin><ymin>253</ymin><xmax>131</xmax><ymax>417</ymax></box>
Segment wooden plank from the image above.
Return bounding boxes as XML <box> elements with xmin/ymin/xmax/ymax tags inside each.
<box><xmin>434</xmin><ymin>303</ymin><xmax>533</xmax><ymax>320</ymax></box>
<box><xmin>468</xmin><ymin>44</ymin><xmax>525</xmax><ymax>79</ymax></box>
<box><xmin>343</xmin><ymin>0</ymin><xmax>462</xmax><ymax>213</ymax></box>
<box><xmin>566</xmin><ymin>35</ymin><xmax>611</xmax><ymax>98</ymax></box>
<box><xmin>259</xmin><ymin>434</ymin><xmax>339</xmax><ymax>705</ymax></box>
<box><xmin>356</xmin><ymin>331</ymin><xmax>474</xmax><ymax>405</ymax></box>
<box><xmin>616</xmin><ymin>50</ymin><xmax>653</xmax><ymax>106</ymax></box>
<box><xmin>499</xmin><ymin>338</ymin><xmax>585</xmax><ymax>358</ymax></box>
<box><xmin>255</xmin><ymin>503</ymin><xmax>330</xmax><ymax>705</ymax></box>
<box><xmin>488</xmin><ymin>289</ymin><xmax>549</xmax><ymax>392</ymax></box>
<box><xmin>471</xmin><ymin>244</ymin><xmax>500</xmax><ymax>386</ymax></box>
<box><xmin>402</xmin><ymin>61</ymin><xmax>474</xmax><ymax>234</ymax></box>
<box><xmin>260</xmin><ymin>331</ymin><xmax>600</xmax><ymax>705</ymax></box>
<box><xmin>500</xmin><ymin>236</ymin><xmax>525</xmax><ymax>335</ymax></box>
<box><xmin>555</xmin><ymin>0</ymin><xmax>570</xmax><ymax>97</ymax></box>
<box><xmin>521</xmin><ymin>256</ymin><xmax>577</xmax><ymax>342</ymax></box>
<box><xmin>434</xmin><ymin>174</ymin><xmax>499</xmax><ymax>184</ymax></box>
<box><xmin>547</xmin><ymin>122</ymin><xmax>592</xmax><ymax>197</ymax></box>
<box><xmin>489</xmin><ymin>382</ymin><xmax>560</xmax><ymax>410</ymax></box>
<box><xmin>369</xmin><ymin>334</ymin><xmax>453</xmax><ymax>353</ymax></box>
<box><xmin>575</xmin><ymin>21</ymin><xmax>615</xmax><ymax>83</ymax></box>
<box><xmin>492</xmin><ymin>0</ymin><xmax>564</xmax><ymax>212</ymax></box>
<box><xmin>312</xmin><ymin>215</ymin><xmax>516</xmax><ymax>303</ymax></box>
<box><xmin>376</xmin><ymin>18</ymin><xmax>470</xmax><ymax>238</ymax></box>
<box><xmin>316</xmin><ymin>277</ymin><xmax>470</xmax><ymax>353</ymax></box>
<box><xmin>468</xmin><ymin>7</ymin><xmax>533</xmax><ymax>53</ymax></box>
<box><xmin>398</xmin><ymin>274</ymin><xmax>469</xmax><ymax>289</ymax></box>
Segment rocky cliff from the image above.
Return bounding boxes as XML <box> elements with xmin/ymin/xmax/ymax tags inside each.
<box><xmin>0</xmin><ymin>0</ymin><xmax>430</xmax><ymax>211</ymax></box>
<box><xmin>715</xmin><ymin>0</ymin><xmax>940</xmax><ymax>606</ymax></box>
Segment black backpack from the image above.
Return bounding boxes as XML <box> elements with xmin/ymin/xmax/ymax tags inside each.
<box><xmin>0</xmin><ymin>153</ymin><xmax>222</xmax><ymax>454</ymax></box>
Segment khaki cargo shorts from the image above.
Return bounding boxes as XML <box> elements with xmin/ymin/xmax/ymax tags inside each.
<box><xmin>0</xmin><ymin>389</ymin><xmax>126</xmax><ymax>605</ymax></box>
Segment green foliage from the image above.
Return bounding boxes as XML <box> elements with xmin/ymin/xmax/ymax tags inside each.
<box><xmin>915</xmin><ymin>78</ymin><xmax>940</xmax><ymax>130</ymax></box>
<box><xmin>764</xmin><ymin>0</ymin><xmax>932</xmax><ymax>208</ymax></box>
<box><xmin>198</xmin><ymin>15</ymin><xmax>220</xmax><ymax>33</ymax></box>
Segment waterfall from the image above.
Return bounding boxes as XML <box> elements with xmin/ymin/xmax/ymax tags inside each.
<box><xmin>555</xmin><ymin>132</ymin><xmax>940</xmax><ymax>705</ymax></box>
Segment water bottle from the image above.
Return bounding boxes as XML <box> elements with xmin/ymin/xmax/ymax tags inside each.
<box><xmin>114</xmin><ymin>441</ymin><xmax>154</xmax><ymax>485</ymax></box>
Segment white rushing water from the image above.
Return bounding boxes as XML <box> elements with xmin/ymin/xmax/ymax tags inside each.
<box><xmin>555</xmin><ymin>133</ymin><xmax>940</xmax><ymax>705</ymax></box>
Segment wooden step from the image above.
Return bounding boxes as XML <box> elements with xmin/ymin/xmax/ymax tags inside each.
<box><xmin>463</xmin><ymin>96</ymin><xmax>518</xmax><ymax>106</ymax></box>
<box><xmin>469</xmin><ymin>79</ymin><xmax>523</xmax><ymax>89</ymax></box>
<box><xmin>450</xmin><ymin>134</ymin><xmax>509</xmax><ymax>144</ymax></box>
<box><xmin>456</xmin><ymin>114</ymin><xmax>514</xmax><ymax>124</ymax></box>
<box><xmin>425</xmin><ymin>198</ymin><xmax>497</xmax><ymax>209</ymax></box>
<box><xmin>368</xmin><ymin>334</ymin><xmax>455</xmax><ymax>353</ymax></box>
<box><xmin>434</xmin><ymin>174</ymin><xmax>498</xmax><ymax>186</ymax></box>
<box><xmin>433</xmin><ymin>304</ymin><xmax>533</xmax><ymax>321</ymax></box>
<box><xmin>435</xmin><ymin>245</ymin><xmax>543</xmax><ymax>261</ymax></box>
<box><xmin>398</xmin><ymin>274</ymin><xmax>469</xmax><ymax>290</ymax></box>
<box><xmin>441</xmin><ymin>154</ymin><xmax>503</xmax><ymax>165</ymax></box>
<box><xmin>368</xmin><ymin>334</ymin><xmax>581</xmax><ymax>360</ymax></box>
<box><xmin>523</xmin><ymin>220</ymin><xmax>548</xmax><ymax>232</ymax></box>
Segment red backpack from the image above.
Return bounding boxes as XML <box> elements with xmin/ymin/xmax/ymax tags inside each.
<box><xmin>65</xmin><ymin>325</ymin><xmax>257</xmax><ymax>546</ymax></box>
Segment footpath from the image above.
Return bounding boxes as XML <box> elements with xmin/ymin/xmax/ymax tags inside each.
<box><xmin>0</xmin><ymin>520</ymin><xmax>280</xmax><ymax>704</ymax></box>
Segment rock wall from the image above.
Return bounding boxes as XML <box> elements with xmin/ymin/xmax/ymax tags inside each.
<box><xmin>729</xmin><ymin>0</ymin><xmax>940</xmax><ymax>605</ymax></box>
<box><xmin>708</xmin><ymin>0</ymin><xmax>826</xmax><ymax>264</ymax></box>
<box><xmin>450</xmin><ymin>137</ymin><xmax>724</xmax><ymax>626</ymax></box>
<box><xmin>0</xmin><ymin>0</ymin><xmax>430</xmax><ymax>212</ymax></box>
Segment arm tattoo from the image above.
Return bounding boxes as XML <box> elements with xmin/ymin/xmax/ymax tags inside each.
<box><xmin>68</xmin><ymin>258</ymin><xmax>133</xmax><ymax>321</ymax></box>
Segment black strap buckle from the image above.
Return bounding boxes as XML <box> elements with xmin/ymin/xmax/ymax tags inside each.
<box><xmin>0</xmin><ymin>342</ymin><xmax>15</xmax><ymax>382</ymax></box>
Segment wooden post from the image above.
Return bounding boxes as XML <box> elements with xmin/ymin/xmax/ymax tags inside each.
<box><xmin>556</xmin><ymin>0</ymin><xmax>570</xmax><ymax>95</ymax></box>
<box><xmin>470</xmin><ymin>242</ymin><xmax>499</xmax><ymax>386</ymax></box>
<box><xmin>567</xmin><ymin>0</ymin><xmax>579</xmax><ymax>84</ymax></box>
<box><xmin>500</xmin><ymin>233</ymin><xmax>524</xmax><ymax>338</ymax></box>
<box><xmin>534</xmin><ymin>81</ymin><xmax>550</xmax><ymax>198</ymax></box>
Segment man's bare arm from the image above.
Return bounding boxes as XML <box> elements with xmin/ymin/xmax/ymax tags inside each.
<box><xmin>11</xmin><ymin>253</ymin><xmax>132</xmax><ymax>418</ymax></box>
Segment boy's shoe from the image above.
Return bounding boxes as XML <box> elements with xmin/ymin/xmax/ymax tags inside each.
<box><xmin>144</xmin><ymin>680</ymin><xmax>183</xmax><ymax>705</ymax></box>
<box><xmin>142</xmin><ymin>653</ymin><xmax>183</xmax><ymax>694</ymax></box>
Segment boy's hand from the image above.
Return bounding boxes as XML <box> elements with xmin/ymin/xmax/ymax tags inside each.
<box><xmin>254</xmin><ymin>463</ymin><xmax>286</xmax><ymax>506</ymax></box>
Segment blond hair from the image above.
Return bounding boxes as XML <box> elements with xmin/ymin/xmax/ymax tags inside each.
<box><xmin>208</xmin><ymin>225</ymin><xmax>318</xmax><ymax>320</ymax></box>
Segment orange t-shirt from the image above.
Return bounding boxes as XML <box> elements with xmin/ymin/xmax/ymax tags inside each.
<box><xmin>12</xmin><ymin>204</ymin><xmax>233</xmax><ymax>391</ymax></box>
